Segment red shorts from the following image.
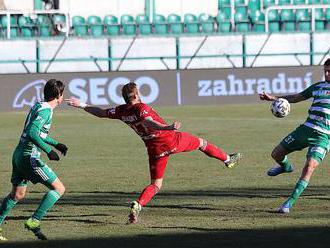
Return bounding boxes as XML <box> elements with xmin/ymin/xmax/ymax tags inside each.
<box><xmin>148</xmin><ymin>132</ymin><xmax>200</xmax><ymax>179</ymax></box>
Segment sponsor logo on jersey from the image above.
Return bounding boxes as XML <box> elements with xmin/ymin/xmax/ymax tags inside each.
<box><xmin>13</xmin><ymin>80</ymin><xmax>46</xmax><ymax>109</ymax></box>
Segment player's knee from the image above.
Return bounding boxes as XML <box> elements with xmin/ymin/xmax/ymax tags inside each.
<box><xmin>13</xmin><ymin>191</ymin><xmax>25</xmax><ymax>201</ymax></box>
<box><xmin>54</xmin><ymin>184</ymin><xmax>65</xmax><ymax>196</ymax></box>
<box><xmin>306</xmin><ymin>159</ymin><xmax>318</xmax><ymax>171</ymax></box>
<box><xmin>198</xmin><ymin>138</ymin><xmax>207</xmax><ymax>151</ymax></box>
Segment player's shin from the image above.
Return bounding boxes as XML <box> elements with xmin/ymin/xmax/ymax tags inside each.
<box><xmin>137</xmin><ymin>184</ymin><xmax>160</xmax><ymax>207</ymax></box>
<box><xmin>199</xmin><ymin>142</ymin><xmax>229</xmax><ymax>162</ymax></box>
<box><xmin>0</xmin><ymin>195</ymin><xmax>17</xmax><ymax>225</ymax></box>
<box><xmin>276</xmin><ymin>156</ymin><xmax>293</xmax><ymax>172</ymax></box>
<box><xmin>32</xmin><ymin>190</ymin><xmax>61</xmax><ymax>221</ymax></box>
<box><xmin>283</xmin><ymin>179</ymin><xmax>309</xmax><ymax>207</ymax></box>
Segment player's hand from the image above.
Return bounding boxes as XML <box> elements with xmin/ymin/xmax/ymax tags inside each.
<box><xmin>47</xmin><ymin>150</ymin><xmax>60</xmax><ymax>161</ymax></box>
<box><xmin>259</xmin><ymin>91</ymin><xmax>276</xmax><ymax>101</ymax></box>
<box><xmin>55</xmin><ymin>143</ymin><xmax>68</xmax><ymax>156</ymax></box>
<box><xmin>170</xmin><ymin>121</ymin><xmax>181</xmax><ymax>130</ymax></box>
<box><xmin>65</xmin><ymin>97</ymin><xmax>87</xmax><ymax>109</ymax></box>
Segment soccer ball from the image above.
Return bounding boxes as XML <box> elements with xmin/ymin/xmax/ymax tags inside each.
<box><xmin>270</xmin><ymin>98</ymin><xmax>290</xmax><ymax>118</ymax></box>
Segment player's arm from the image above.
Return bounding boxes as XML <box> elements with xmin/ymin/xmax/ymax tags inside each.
<box><xmin>25</xmin><ymin>110</ymin><xmax>60</xmax><ymax>160</ymax></box>
<box><xmin>142</xmin><ymin>117</ymin><xmax>181</xmax><ymax>130</ymax></box>
<box><xmin>259</xmin><ymin>91</ymin><xmax>306</xmax><ymax>103</ymax></box>
<box><xmin>66</xmin><ymin>97</ymin><xmax>108</xmax><ymax>118</ymax></box>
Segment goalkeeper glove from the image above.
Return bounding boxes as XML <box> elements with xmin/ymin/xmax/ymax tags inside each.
<box><xmin>47</xmin><ymin>150</ymin><xmax>60</xmax><ymax>161</ymax></box>
<box><xmin>55</xmin><ymin>143</ymin><xmax>68</xmax><ymax>156</ymax></box>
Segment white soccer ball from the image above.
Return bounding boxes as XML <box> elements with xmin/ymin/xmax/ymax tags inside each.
<box><xmin>270</xmin><ymin>98</ymin><xmax>290</xmax><ymax>118</ymax></box>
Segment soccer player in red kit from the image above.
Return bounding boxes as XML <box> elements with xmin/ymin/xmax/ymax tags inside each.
<box><xmin>66</xmin><ymin>82</ymin><xmax>242</xmax><ymax>224</ymax></box>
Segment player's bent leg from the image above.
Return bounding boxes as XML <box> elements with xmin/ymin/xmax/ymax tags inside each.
<box><xmin>268</xmin><ymin>144</ymin><xmax>294</xmax><ymax>176</ymax></box>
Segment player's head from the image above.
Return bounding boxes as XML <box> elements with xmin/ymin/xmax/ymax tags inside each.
<box><xmin>324</xmin><ymin>58</ymin><xmax>330</xmax><ymax>82</ymax></box>
<box><xmin>44</xmin><ymin>79</ymin><xmax>65</xmax><ymax>105</ymax></box>
<box><xmin>122</xmin><ymin>82</ymin><xmax>141</xmax><ymax>104</ymax></box>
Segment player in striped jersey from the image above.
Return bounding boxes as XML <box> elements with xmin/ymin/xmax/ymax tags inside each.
<box><xmin>0</xmin><ymin>79</ymin><xmax>67</xmax><ymax>241</ymax></box>
<box><xmin>259</xmin><ymin>58</ymin><xmax>330</xmax><ymax>213</ymax></box>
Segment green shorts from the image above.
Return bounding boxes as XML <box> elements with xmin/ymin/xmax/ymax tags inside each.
<box><xmin>11</xmin><ymin>149</ymin><xmax>58</xmax><ymax>187</ymax></box>
<box><xmin>280</xmin><ymin>124</ymin><xmax>330</xmax><ymax>164</ymax></box>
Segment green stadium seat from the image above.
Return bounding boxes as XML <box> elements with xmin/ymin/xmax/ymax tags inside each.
<box><xmin>248</xmin><ymin>0</ymin><xmax>261</xmax><ymax>12</ymax></box>
<box><xmin>315</xmin><ymin>9</ymin><xmax>325</xmax><ymax>31</ymax></box>
<box><xmin>18</xmin><ymin>15</ymin><xmax>35</xmax><ymax>37</ymax></box>
<box><xmin>88</xmin><ymin>15</ymin><xmax>103</xmax><ymax>37</ymax></box>
<box><xmin>154</xmin><ymin>14</ymin><xmax>168</xmax><ymax>34</ymax></box>
<box><xmin>268</xmin><ymin>10</ymin><xmax>280</xmax><ymax>32</ymax></box>
<box><xmin>72</xmin><ymin>15</ymin><xmax>88</xmax><ymax>36</ymax></box>
<box><xmin>167</xmin><ymin>14</ymin><xmax>183</xmax><ymax>34</ymax></box>
<box><xmin>184</xmin><ymin>13</ymin><xmax>199</xmax><ymax>34</ymax></box>
<box><xmin>1</xmin><ymin>15</ymin><xmax>19</xmax><ymax>38</ymax></box>
<box><xmin>263</xmin><ymin>0</ymin><xmax>275</xmax><ymax>8</ymax></box>
<box><xmin>281</xmin><ymin>9</ymin><xmax>295</xmax><ymax>31</ymax></box>
<box><xmin>278</xmin><ymin>0</ymin><xmax>291</xmax><ymax>5</ymax></box>
<box><xmin>293</xmin><ymin>0</ymin><xmax>306</xmax><ymax>4</ymax></box>
<box><xmin>326</xmin><ymin>9</ymin><xmax>330</xmax><ymax>30</ymax></box>
<box><xmin>296</xmin><ymin>9</ymin><xmax>310</xmax><ymax>31</ymax></box>
<box><xmin>250</xmin><ymin>10</ymin><xmax>265</xmax><ymax>32</ymax></box>
<box><xmin>104</xmin><ymin>15</ymin><xmax>120</xmax><ymax>36</ymax></box>
<box><xmin>218</xmin><ymin>0</ymin><xmax>231</xmax><ymax>8</ymax></box>
<box><xmin>37</xmin><ymin>15</ymin><xmax>53</xmax><ymax>37</ymax></box>
<box><xmin>235</xmin><ymin>12</ymin><xmax>250</xmax><ymax>32</ymax></box>
<box><xmin>308</xmin><ymin>0</ymin><xmax>321</xmax><ymax>3</ymax></box>
<box><xmin>121</xmin><ymin>15</ymin><xmax>136</xmax><ymax>35</ymax></box>
<box><xmin>216</xmin><ymin>11</ymin><xmax>231</xmax><ymax>32</ymax></box>
<box><xmin>199</xmin><ymin>13</ymin><xmax>215</xmax><ymax>33</ymax></box>
<box><xmin>136</xmin><ymin>15</ymin><xmax>152</xmax><ymax>35</ymax></box>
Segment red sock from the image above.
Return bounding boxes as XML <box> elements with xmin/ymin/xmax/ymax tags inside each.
<box><xmin>200</xmin><ymin>142</ymin><xmax>228</xmax><ymax>161</ymax></box>
<box><xmin>137</xmin><ymin>184</ymin><xmax>160</xmax><ymax>207</ymax></box>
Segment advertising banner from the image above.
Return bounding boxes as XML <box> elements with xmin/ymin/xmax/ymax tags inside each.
<box><xmin>0</xmin><ymin>65</ymin><xmax>324</xmax><ymax>111</ymax></box>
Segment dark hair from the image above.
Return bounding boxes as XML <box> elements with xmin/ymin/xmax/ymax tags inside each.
<box><xmin>324</xmin><ymin>58</ymin><xmax>330</xmax><ymax>67</ymax></box>
<box><xmin>122</xmin><ymin>82</ymin><xmax>138</xmax><ymax>104</ymax></box>
<box><xmin>44</xmin><ymin>79</ymin><xmax>65</xmax><ymax>101</ymax></box>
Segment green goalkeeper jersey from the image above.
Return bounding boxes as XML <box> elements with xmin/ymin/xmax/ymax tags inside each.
<box><xmin>16</xmin><ymin>102</ymin><xmax>58</xmax><ymax>157</ymax></box>
<box><xmin>300</xmin><ymin>81</ymin><xmax>330</xmax><ymax>135</ymax></box>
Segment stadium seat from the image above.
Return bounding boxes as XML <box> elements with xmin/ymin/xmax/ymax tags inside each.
<box><xmin>296</xmin><ymin>9</ymin><xmax>310</xmax><ymax>31</ymax></box>
<box><xmin>167</xmin><ymin>14</ymin><xmax>183</xmax><ymax>34</ymax></box>
<box><xmin>88</xmin><ymin>15</ymin><xmax>104</xmax><ymax>37</ymax></box>
<box><xmin>199</xmin><ymin>13</ymin><xmax>215</xmax><ymax>33</ymax></box>
<box><xmin>121</xmin><ymin>15</ymin><xmax>136</xmax><ymax>35</ymax></box>
<box><xmin>308</xmin><ymin>0</ymin><xmax>321</xmax><ymax>3</ymax></box>
<box><xmin>72</xmin><ymin>15</ymin><xmax>88</xmax><ymax>36</ymax></box>
<box><xmin>263</xmin><ymin>0</ymin><xmax>275</xmax><ymax>8</ymax></box>
<box><xmin>281</xmin><ymin>9</ymin><xmax>295</xmax><ymax>31</ymax></box>
<box><xmin>234</xmin><ymin>12</ymin><xmax>250</xmax><ymax>32</ymax></box>
<box><xmin>154</xmin><ymin>14</ymin><xmax>168</xmax><ymax>34</ymax></box>
<box><xmin>250</xmin><ymin>10</ymin><xmax>265</xmax><ymax>32</ymax></box>
<box><xmin>326</xmin><ymin>8</ymin><xmax>330</xmax><ymax>30</ymax></box>
<box><xmin>136</xmin><ymin>15</ymin><xmax>152</xmax><ymax>35</ymax></box>
<box><xmin>315</xmin><ymin>9</ymin><xmax>325</xmax><ymax>31</ymax></box>
<box><xmin>184</xmin><ymin>14</ymin><xmax>199</xmax><ymax>34</ymax></box>
<box><xmin>278</xmin><ymin>0</ymin><xmax>292</xmax><ymax>5</ymax></box>
<box><xmin>268</xmin><ymin>10</ymin><xmax>280</xmax><ymax>32</ymax></box>
<box><xmin>18</xmin><ymin>15</ymin><xmax>35</xmax><ymax>37</ymax></box>
<box><xmin>104</xmin><ymin>15</ymin><xmax>120</xmax><ymax>36</ymax></box>
<box><xmin>218</xmin><ymin>0</ymin><xmax>231</xmax><ymax>8</ymax></box>
<box><xmin>37</xmin><ymin>15</ymin><xmax>53</xmax><ymax>37</ymax></box>
<box><xmin>1</xmin><ymin>15</ymin><xmax>19</xmax><ymax>38</ymax></box>
<box><xmin>248</xmin><ymin>0</ymin><xmax>261</xmax><ymax>12</ymax></box>
<box><xmin>216</xmin><ymin>11</ymin><xmax>231</xmax><ymax>32</ymax></box>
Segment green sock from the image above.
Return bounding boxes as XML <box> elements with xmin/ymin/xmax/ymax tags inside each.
<box><xmin>277</xmin><ymin>156</ymin><xmax>293</xmax><ymax>171</ymax></box>
<box><xmin>0</xmin><ymin>195</ymin><xmax>17</xmax><ymax>225</ymax></box>
<box><xmin>33</xmin><ymin>190</ymin><xmax>61</xmax><ymax>220</ymax></box>
<box><xmin>286</xmin><ymin>179</ymin><xmax>309</xmax><ymax>206</ymax></box>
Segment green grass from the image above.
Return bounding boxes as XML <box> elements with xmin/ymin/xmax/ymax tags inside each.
<box><xmin>0</xmin><ymin>103</ymin><xmax>329</xmax><ymax>248</ymax></box>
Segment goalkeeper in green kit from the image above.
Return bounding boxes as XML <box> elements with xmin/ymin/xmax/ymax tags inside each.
<box><xmin>0</xmin><ymin>79</ymin><xmax>67</xmax><ymax>241</ymax></box>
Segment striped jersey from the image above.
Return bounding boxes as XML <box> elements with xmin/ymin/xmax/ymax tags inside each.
<box><xmin>301</xmin><ymin>81</ymin><xmax>330</xmax><ymax>135</ymax></box>
<box><xmin>17</xmin><ymin>102</ymin><xmax>58</xmax><ymax>157</ymax></box>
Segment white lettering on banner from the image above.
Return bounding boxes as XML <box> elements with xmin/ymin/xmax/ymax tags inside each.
<box><xmin>69</xmin><ymin>76</ymin><xmax>160</xmax><ymax>105</ymax></box>
<box><xmin>197</xmin><ymin>72</ymin><xmax>313</xmax><ymax>96</ymax></box>
<box><xmin>13</xmin><ymin>80</ymin><xmax>46</xmax><ymax>108</ymax></box>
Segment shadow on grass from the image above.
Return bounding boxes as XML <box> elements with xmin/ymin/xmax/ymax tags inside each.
<box><xmin>0</xmin><ymin>226</ymin><xmax>329</xmax><ymax>248</ymax></box>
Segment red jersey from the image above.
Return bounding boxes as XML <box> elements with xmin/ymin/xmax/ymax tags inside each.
<box><xmin>106</xmin><ymin>103</ymin><xmax>177</xmax><ymax>156</ymax></box>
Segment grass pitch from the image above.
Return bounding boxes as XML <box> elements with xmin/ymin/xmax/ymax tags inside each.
<box><xmin>0</xmin><ymin>102</ymin><xmax>329</xmax><ymax>248</ymax></box>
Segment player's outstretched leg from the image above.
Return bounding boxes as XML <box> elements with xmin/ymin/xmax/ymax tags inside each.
<box><xmin>199</xmin><ymin>140</ymin><xmax>242</xmax><ymax>168</ymax></box>
<box><xmin>128</xmin><ymin>201</ymin><xmax>142</xmax><ymax>224</ymax></box>
<box><xmin>24</xmin><ymin>218</ymin><xmax>47</xmax><ymax>240</ymax></box>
